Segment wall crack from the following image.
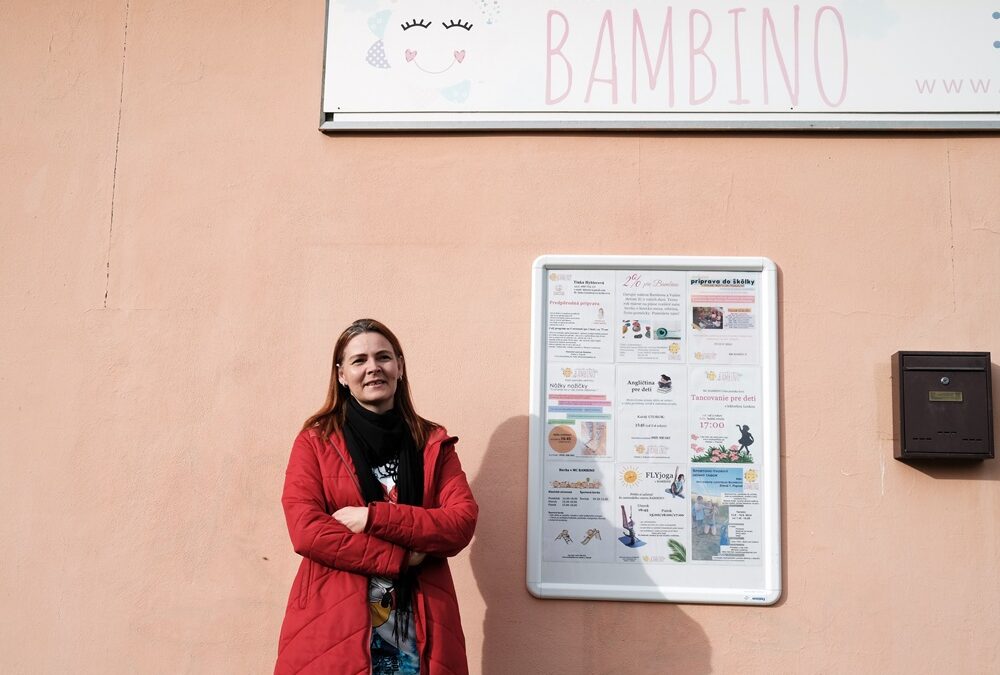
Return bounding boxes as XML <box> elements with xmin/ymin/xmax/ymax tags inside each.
<box><xmin>104</xmin><ymin>0</ymin><xmax>130</xmax><ymax>309</ymax></box>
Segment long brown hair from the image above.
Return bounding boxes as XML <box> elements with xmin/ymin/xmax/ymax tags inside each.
<box><xmin>303</xmin><ymin>318</ymin><xmax>437</xmax><ymax>449</ymax></box>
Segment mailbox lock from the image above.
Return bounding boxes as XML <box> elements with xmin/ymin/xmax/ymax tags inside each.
<box><xmin>940</xmin><ymin>377</ymin><xmax>950</xmax><ymax>385</ymax></box>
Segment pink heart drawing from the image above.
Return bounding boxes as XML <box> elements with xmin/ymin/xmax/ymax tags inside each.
<box><xmin>405</xmin><ymin>49</ymin><xmax>417</xmax><ymax>62</ymax></box>
<box><xmin>454</xmin><ymin>50</ymin><xmax>466</xmax><ymax>63</ymax></box>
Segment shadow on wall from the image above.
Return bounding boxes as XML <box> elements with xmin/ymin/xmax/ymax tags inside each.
<box><xmin>470</xmin><ymin>416</ymin><xmax>712</xmax><ymax>675</ymax></box>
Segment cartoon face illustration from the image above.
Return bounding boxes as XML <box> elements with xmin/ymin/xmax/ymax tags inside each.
<box><xmin>385</xmin><ymin>0</ymin><xmax>480</xmax><ymax>78</ymax></box>
<box><xmin>400</xmin><ymin>19</ymin><xmax>469</xmax><ymax>73</ymax></box>
<box><xmin>365</xmin><ymin>0</ymin><xmax>499</xmax><ymax>102</ymax></box>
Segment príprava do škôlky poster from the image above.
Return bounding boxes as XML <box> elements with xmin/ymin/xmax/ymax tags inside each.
<box><xmin>543</xmin><ymin>269</ymin><xmax>763</xmax><ymax>569</ymax></box>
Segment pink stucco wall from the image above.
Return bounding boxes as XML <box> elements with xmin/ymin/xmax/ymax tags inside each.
<box><xmin>3</xmin><ymin>2</ymin><xmax>1000</xmax><ymax>672</ymax></box>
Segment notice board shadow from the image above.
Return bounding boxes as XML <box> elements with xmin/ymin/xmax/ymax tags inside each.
<box><xmin>470</xmin><ymin>415</ymin><xmax>712</xmax><ymax>675</ymax></box>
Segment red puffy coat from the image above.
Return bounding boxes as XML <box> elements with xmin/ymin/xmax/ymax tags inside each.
<box><xmin>275</xmin><ymin>426</ymin><xmax>478</xmax><ymax>675</ymax></box>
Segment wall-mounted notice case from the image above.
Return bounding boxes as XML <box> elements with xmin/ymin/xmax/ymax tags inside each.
<box><xmin>527</xmin><ymin>255</ymin><xmax>781</xmax><ymax>605</ymax></box>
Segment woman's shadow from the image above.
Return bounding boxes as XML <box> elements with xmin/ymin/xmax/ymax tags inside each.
<box><xmin>470</xmin><ymin>416</ymin><xmax>712</xmax><ymax>674</ymax></box>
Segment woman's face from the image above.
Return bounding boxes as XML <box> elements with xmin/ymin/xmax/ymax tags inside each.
<box><xmin>338</xmin><ymin>332</ymin><xmax>402</xmax><ymax>414</ymax></box>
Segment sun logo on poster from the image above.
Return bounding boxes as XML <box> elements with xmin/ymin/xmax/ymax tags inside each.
<box><xmin>619</xmin><ymin>465</ymin><xmax>640</xmax><ymax>487</ymax></box>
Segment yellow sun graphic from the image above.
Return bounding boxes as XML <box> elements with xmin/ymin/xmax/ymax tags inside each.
<box><xmin>707</xmin><ymin>371</ymin><xmax>717</xmax><ymax>381</ymax></box>
<box><xmin>744</xmin><ymin>469</ymin><xmax>758</xmax><ymax>483</ymax></box>
<box><xmin>669</xmin><ymin>343</ymin><xmax>680</xmax><ymax>354</ymax></box>
<box><xmin>619</xmin><ymin>465</ymin><xmax>640</xmax><ymax>487</ymax></box>
<box><xmin>562</xmin><ymin>368</ymin><xmax>573</xmax><ymax>377</ymax></box>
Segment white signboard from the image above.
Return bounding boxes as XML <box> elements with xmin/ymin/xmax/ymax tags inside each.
<box><xmin>527</xmin><ymin>255</ymin><xmax>781</xmax><ymax>604</ymax></box>
<box><xmin>322</xmin><ymin>1</ymin><xmax>1000</xmax><ymax>129</ymax></box>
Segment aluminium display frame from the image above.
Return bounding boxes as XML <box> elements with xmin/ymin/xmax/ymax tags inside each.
<box><xmin>526</xmin><ymin>254</ymin><xmax>781</xmax><ymax>605</ymax></box>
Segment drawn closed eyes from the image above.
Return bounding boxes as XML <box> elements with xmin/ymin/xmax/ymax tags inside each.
<box><xmin>442</xmin><ymin>19</ymin><xmax>473</xmax><ymax>30</ymax></box>
<box><xmin>400</xmin><ymin>18</ymin><xmax>474</xmax><ymax>31</ymax></box>
<box><xmin>401</xmin><ymin>18</ymin><xmax>431</xmax><ymax>30</ymax></box>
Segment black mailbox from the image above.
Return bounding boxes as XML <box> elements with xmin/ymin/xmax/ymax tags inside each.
<box><xmin>892</xmin><ymin>351</ymin><xmax>994</xmax><ymax>461</ymax></box>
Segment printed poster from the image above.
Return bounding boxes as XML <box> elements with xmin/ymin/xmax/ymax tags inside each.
<box><xmin>616</xmin><ymin>364</ymin><xmax>687</xmax><ymax>463</ymax></box>
<box><xmin>540</xmin><ymin>266</ymin><xmax>767</xmax><ymax>589</ymax></box>
<box><xmin>690</xmin><ymin>466</ymin><xmax>762</xmax><ymax>563</ymax></box>
<box><xmin>615</xmin><ymin>270</ymin><xmax>685</xmax><ymax>363</ymax></box>
<box><xmin>543</xmin><ymin>462</ymin><xmax>615</xmax><ymax>563</ymax></box>
<box><xmin>687</xmin><ymin>366</ymin><xmax>762</xmax><ymax>465</ymax></box>
<box><xmin>617</xmin><ymin>463</ymin><xmax>689</xmax><ymax>565</ymax></box>
<box><xmin>545</xmin><ymin>363</ymin><xmax>614</xmax><ymax>459</ymax></box>
<box><xmin>687</xmin><ymin>272</ymin><xmax>760</xmax><ymax>365</ymax></box>
<box><xmin>546</xmin><ymin>270</ymin><xmax>614</xmax><ymax>361</ymax></box>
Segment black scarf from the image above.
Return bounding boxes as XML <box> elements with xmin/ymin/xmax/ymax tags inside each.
<box><xmin>342</xmin><ymin>396</ymin><xmax>423</xmax><ymax>507</ymax></box>
<box><xmin>342</xmin><ymin>396</ymin><xmax>423</xmax><ymax>641</ymax></box>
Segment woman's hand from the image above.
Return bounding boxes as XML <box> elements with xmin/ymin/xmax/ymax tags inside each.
<box><xmin>332</xmin><ymin>506</ymin><xmax>369</xmax><ymax>533</ymax></box>
<box><xmin>407</xmin><ymin>551</ymin><xmax>426</xmax><ymax>567</ymax></box>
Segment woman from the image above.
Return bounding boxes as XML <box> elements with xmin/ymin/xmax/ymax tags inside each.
<box><xmin>668</xmin><ymin>472</ymin><xmax>684</xmax><ymax>499</ymax></box>
<box><xmin>275</xmin><ymin>319</ymin><xmax>478</xmax><ymax>675</ymax></box>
